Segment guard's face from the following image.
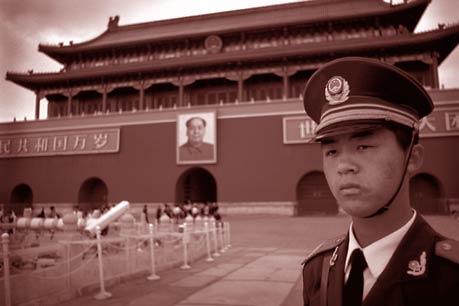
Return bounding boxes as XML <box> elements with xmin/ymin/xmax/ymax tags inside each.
<box><xmin>186</xmin><ymin>118</ymin><xmax>206</xmax><ymax>145</ymax></box>
<box><xmin>321</xmin><ymin>127</ymin><xmax>405</xmax><ymax>218</ymax></box>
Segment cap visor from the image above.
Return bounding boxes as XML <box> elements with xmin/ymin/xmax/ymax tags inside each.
<box><xmin>313</xmin><ymin>120</ymin><xmax>386</xmax><ymax>141</ymax></box>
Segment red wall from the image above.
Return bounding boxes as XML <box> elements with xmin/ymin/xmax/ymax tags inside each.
<box><xmin>1</xmin><ymin>115</ymin><xmax>458</xmax><ymax>204</ymax></box>
<box><xmin>417</xmin><ymin>137</ymin><xmax>459</xmax><ymax>198</ymax></box>
<box><xmin>1</xmin><ymin>115</ymin><xmax>319</xmax><ymax>204</ymax></box>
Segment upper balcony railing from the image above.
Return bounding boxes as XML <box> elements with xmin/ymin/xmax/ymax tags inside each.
<box><xmin>63</xmin><ymin>25</ymin><xmax>402</xmax><ymax>72</ymax></box>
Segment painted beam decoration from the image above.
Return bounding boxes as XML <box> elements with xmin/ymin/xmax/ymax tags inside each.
<box><xmin>0</xmin><ymin>128</ymin><xmax>120</xmax><ymax>158</ymax></box>
<box><xmin>283</xmin><ymin>107</ymin><xmax>459</xmax><ymax>143</ymax></box>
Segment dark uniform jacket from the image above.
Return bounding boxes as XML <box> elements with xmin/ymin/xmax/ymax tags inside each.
<box><xmin>302</xmin><ymin>214</ymin><xmax>459</xmax><ymax>306</ymax></box>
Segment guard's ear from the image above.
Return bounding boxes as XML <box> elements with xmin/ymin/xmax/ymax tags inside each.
<box><xmin>407</xmin><ymin>143</ymin><xmax>424</xmax><ymax>172</ymax></box>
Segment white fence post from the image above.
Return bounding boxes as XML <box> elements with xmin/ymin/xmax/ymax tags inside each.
<box><xmin>147</xmin><ymin>223</ymin><xmax>160</xmax><ymax>280</ymax></box>
<box><xmin>211</xmin><ymin>220</ymin><xmax>220</xmax><ymax>257</ymax></box>
<box><xmin>218</xmin><ymin>222</ymin><xmax>226</xmax><ymax>253</ymax></box>
<box><xmin>204</xmin><ymin>222</ymin><xmax>214</xmax><ymax>262</ymax></box>
<box><xmin>225</xmin><ymin>222</ymin><xmax>232</xmax><ymax>249</ymax></box>
<box><xmin>66</xmin><ymin>243</ymin><xmax>71</xmax><ymax>290</ymax></box>
<box><xmin>94</xmin><ymin>226</ymin><xmax>112</xmax><ymax>300</ymax></box>
<box><xmin>2</xmin><ymin>233</ymin><xmax>11</xmax><ymax>306</ymax></box>
<box><xmin>125</xmin><ymin>236</ymin><xmax>130</xmax><ymax>275</ymax></box>
<box><xmin>180</xmin><ymin>223</ymin><xmax>191</xmax><ymax>269</ymax></box>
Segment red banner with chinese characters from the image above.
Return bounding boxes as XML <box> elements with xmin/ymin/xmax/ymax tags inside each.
<box><xmin>0</xmin><ymin>128</ymin><xmax>119</xmax><ymax>158</ymax></box>
<box><xmin>283</xmin><ymin>108</ymin><xmax>459</xmax><ymax>144</ymax></box>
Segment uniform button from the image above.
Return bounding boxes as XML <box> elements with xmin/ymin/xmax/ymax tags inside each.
<box><xmin>441</xmin><ymin>242</ymin><xmax>452</xmax><ymax>251</ymax></box>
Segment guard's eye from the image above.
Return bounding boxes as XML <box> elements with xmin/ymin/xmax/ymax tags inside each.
<box><xmin>357</xmin><ymin>145</ymin><xmax>370</xmax><ymax>151</ymax></box>
<box><xmin>325</xmin><ymin>149</ymin><xmax>337</xmax><ymax>157</ymax></box>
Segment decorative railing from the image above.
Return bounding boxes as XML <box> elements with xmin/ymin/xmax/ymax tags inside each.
<box><xmin>0</xmin><ymin>216</ymin><xmax>231</xmax><ymax>306</ymax></box>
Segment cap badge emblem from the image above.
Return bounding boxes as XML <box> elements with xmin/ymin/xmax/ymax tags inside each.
<box><xmin>325</xmin><ymin>76</ymin><xmax>350</xmax><ymax>105</ymax></box>
<box><xmin>406</xmin><ymin>251</ymin><xmax>426</xmax><ymax>276</ymax></box>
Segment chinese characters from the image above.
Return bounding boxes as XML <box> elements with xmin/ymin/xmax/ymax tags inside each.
<box><xmin>0</xmin><ymin>128</ymin><xmax>119</xmax><ymax>158</ymax></box>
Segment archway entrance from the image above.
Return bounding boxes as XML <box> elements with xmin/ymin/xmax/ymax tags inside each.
<box><xmin>410</xmin><ymin>173</ymin><xmax>447</xmax><ymax>214</ymax></box>
<box><xmin>78</xmin><ymin>177</ymin><xmax>108</xmax><ymax>212</ymax></box>
<box><xmin>176</xmin><ymin>168</ymin><xmax>217</xmax><ymax>203</ymax></box>
<box><xmin>297</xmin><ymin>171</ymin><xmax>337</xmax><ymax>215</ymax></box>
<box><xmin>9</xmin><ymin>184</ymin><xmax>33</xmax><ymax>216</ymax></box>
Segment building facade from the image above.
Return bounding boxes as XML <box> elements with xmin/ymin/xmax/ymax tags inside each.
<box><xmin>3</xmin><ymin>0</ymin><xmax>459</xmax><ymax>215</ymax></box>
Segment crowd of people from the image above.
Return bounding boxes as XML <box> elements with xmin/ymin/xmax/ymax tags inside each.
<box><xmin>154</xmin><ymin>201</ymin><xmax>221</xmax><ymax>223</ymax></box>
<box><xmin>0</xmin><ymin>201</ymin><xmax>221</xmax><ymax>235</ymax></box>
<box><xmin>0</xmin><ymin>201</ymin><xmax>219</xmax><ymax>224</ymax></box>
<box><xmin>0</xmin><ymin>208</ymin><xmax>16</xmax><ymax>234</ymax></box>
<box><xmin>36</xmin><ymin>206</ymin><xmax>61</xmax><ymax>219</ymax></box>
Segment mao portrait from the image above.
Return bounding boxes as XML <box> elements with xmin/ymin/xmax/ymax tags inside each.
<box><xmin>177</xmin><ymin>112</ymin><xmax>217</xmax><ymax>164</ymax></box>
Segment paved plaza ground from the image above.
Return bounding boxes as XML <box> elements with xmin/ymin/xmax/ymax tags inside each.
<box><xmin>54</xmin><ymin>214</ymin><xmax>459</xmax><ymax>306</ymax></box>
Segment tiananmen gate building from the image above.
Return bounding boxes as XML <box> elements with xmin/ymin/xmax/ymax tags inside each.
<box><xmin>3</xmin><ymin>0</ymin><xmax>459</xmax><ymax>216</ymax></box>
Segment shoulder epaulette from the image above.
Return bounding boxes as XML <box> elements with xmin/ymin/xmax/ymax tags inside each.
<box><xmin>302</xmin><ymin>234</ymin><xmax>346</xmax><ymax>266</ymax></box>
<box><xmin>435</xmin><ymin>239</ymin><xmax>459</xmax><ymax>264</ymax></box>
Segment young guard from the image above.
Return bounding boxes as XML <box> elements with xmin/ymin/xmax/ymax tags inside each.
<box><xmin>301</xmin><ymin>57</ymin><xmax>459</xmax><ymax>306</ymax></box>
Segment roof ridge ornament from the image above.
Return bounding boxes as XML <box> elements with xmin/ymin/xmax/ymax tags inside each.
<box><xmin>108</xmin><ymin>15</ymin><xmax>120</xmax><ymax>30</ymax></box>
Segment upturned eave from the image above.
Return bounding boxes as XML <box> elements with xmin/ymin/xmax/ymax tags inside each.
<box><xmin>8</xmin><ymin>23</ymin><xmax>458</xmax><ymax>92</ymax></box>
<box><xmin>38</xmin><ymin>0</ymin><xmax>430</xmax><ymax>63</ymax></box>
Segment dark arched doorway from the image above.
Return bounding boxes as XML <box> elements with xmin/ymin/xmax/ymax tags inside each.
<box><xmin>78</xmin><ymin>177</ymin><xmax>108</xmax><ymax>212</ymax></box>
<box><xmin>410</xmin><ymin>173</ymin><xmax>447</xmax><ymax>214</ymax></box>
<box><xmin>176</xmin><ymin>168</ymin><xmax>217</xmax><ymax>203</ymax></box>
<box><xmin>9</xmin><ymin>184</ymin><xmax>33</xmax><ymax>216</ymax></box>
<box><xmin>297</xmin><ymin>171</ymin><xmax>337</xmax><ymax>215</ymax></box>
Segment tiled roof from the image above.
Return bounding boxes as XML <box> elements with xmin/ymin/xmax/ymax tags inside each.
<box><xmin>39</xmin><ymin>0</ymin><xmax>429</xmax><ymax>59</ymax></box>
<box><xmin>8</xmin><ymin>23</ymin><xmax>459</xmax><ymax>91</ymax></box>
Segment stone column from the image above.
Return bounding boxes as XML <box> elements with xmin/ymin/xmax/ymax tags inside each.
<box><xmin>225</xmin><ymin>71</ymin><xmax>249</xmax><ymax>103</ymax></box>
<box><xmin>139</xmin><ymin>81</ymin><xmax>145</xmax><ymax>110</ymax></box>
<box><xmin>102</xmin><ymin>85</ymin><xmax>107</xmax><ymax>112</ymax></box>
<box><xmin>173</xmin><ymin>77</ymin><xmax>195</xmax><ymax>107</ymax></box>
<box><xmin>35</xmin><ymin>91</ymin><xmax>41</xmax><ymax>119</ymax></box>
<box><xmin>283</xmin><ymin>72</ymin><xmax>289</xmax><ymax>100</ymax></box>
<box><xmin>132</xmin><ymin>81</ymin><xmax>145</xmax><ymax>110</ymax></box>
<box><xmin>66</xmin><ymin>88</ymin><xmax>73</xmax><ymax>116</ymax></box>
<box><xmin>238</xmin><ymin>76</ymin><xmax>244</xmax><ymax>102</ymax></box>
<box><xmin>432</xmin><ymin>52</ymin><xmax>440</xmax><ymax>89</ymax></box>
<box><xmin>275</xmin><ymin>66</ymin><xmax>297</xmax><ymax>100</ymax></box>
<box><xmin>179</xmin><ymin>80</ymin><xmax>184</xmax><ymax>107</ymax></box>
<box><xmin>97</xmin><ymin>84</ymin><xmax>115</xmax><ymax>113</ymax></box>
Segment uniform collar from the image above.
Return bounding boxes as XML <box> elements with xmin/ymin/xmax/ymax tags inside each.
<box><xmin>345</xmin><ymin>210</ymin><xmax>417</xmax><ymax>279</ymax></box>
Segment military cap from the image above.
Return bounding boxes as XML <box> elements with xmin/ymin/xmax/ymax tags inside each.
<box><xmin>303</xmin><ymin>57</ymin><xmax>433</xmax><ymax>139</ymax></box>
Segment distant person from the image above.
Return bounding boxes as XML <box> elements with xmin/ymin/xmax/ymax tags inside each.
<box><xmin>172</xmin><ymin>204</ymin><xmax>182</xmax><ymax>222</ymax></box>
<box><xmin>142</xmin><ymin>204</ymin><xmax>150</xmax><ymax>224</ymax></box>
<box><xmin>37</xmin><ymin>208</ymin><xmax>45</xmax><ymax>218</ymax></box>
<box><xmin>191</xmin><ymin>204</ymin><xmax>200</xmax><ymax>218</ymax></box>
<box><xmin>164</xmin><ymin>204</ymin><xmax>173</xmax><ymax>218</ymax></box>
<box><xmin>209</xmin><ymin>202</ymin><xmax>219</xmax><ymax>216</ymax></box>
<box><xmin>156</xmin><ymin>204</ymin><xmax>164</xmax><ymax>221</ymax></box>
<box><xmin>179</xmin><ymin>117</ymin><xmax>214</xmax><ymax>161</ymax></box>
<box><xmin>48</xmin><ymin>206</ymin><xmax>60</xmax><ymax>219</ymax></box>
<box><xmin>2</xmin><ymin>210</ymin><xmax>15</xmax><ymax>234</ymax></box>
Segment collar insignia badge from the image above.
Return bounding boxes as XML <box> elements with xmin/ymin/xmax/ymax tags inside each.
<box><xmin>329</xmin><ymin>246</ymin><xmax>339</xmax><ymax>267</ymax></box>
<box><xmin>325</xmin><ymin>76</ymin><xmax>350</xmax><ymax>105</ymax></box>
<box><xmin>406</xmin><ymin>251</ymin><xmax>427</xmax><ymax>276</ymax></box>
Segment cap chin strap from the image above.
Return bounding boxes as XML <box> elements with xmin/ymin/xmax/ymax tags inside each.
<box><xmin>363</xmin><ymin>128</ymin><xmax>417</xmax><ymax>218</ymax></box>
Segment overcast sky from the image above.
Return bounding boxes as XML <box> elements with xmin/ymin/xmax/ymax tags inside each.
<box><xmin>0</xmin><ymin>0</ymin><xmax>458</xmax><ymax>123</ymax></box>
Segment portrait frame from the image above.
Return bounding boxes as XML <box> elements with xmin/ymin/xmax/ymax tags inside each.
<box><xmin>176</xmin><ymin>111</ymin><xmax>217</xmax><ymax>165</ymax></box>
